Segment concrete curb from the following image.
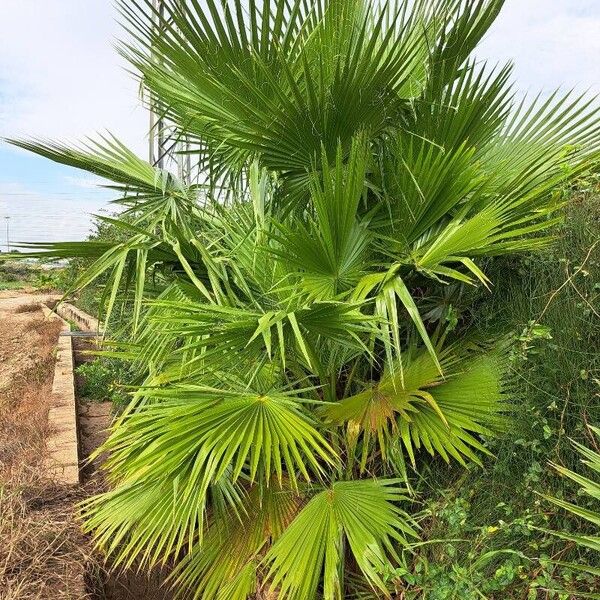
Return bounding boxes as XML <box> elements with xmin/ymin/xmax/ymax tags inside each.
<box><xmin>56</xmin><ymin>302</ymin><xmax>102</xmax><ymax>334</ymax></box>
<box><xmin>41</xmin><ymin>305</ymin><xmax>80</xmax><ymax>485</ymax></box>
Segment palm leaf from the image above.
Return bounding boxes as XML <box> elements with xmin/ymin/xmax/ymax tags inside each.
<box><xmin>170</xmin><ymin>484</ymin><xmax>301</xmax><ymax>600</ymax></box>
<box><xmin>324</xmin><ymin>345</ymin><xmax>507</xmax><ymax>469</ymax></box>
<box><xmin>545</xmin><ymin>427</ymin><xmax>600</xmax><ymax>563</ymax></box>
<box><xmin>264</xmin><ymin>479</ymin><xmax>418</xmax><ymax>599</ymax></box>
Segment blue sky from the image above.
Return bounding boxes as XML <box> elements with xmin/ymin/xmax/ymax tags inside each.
<box><xmin>1</xmin><ymin>0</ymin><xmax>599</xmax><ymax>249</ymax></box>
<box><xmin>0</xmin><ymin>0</ymin><xmax>147</xmax><ymax>248</ymax></box>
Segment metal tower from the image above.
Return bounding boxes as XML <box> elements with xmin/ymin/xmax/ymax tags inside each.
<box><xmin>148</xmin><ymin>0</ymin><xmax>192</xmax><ymax>183</ymax></box>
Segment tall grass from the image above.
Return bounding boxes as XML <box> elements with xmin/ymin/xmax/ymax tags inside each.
<box><xmin>401</xmin><ymin>185</ymin><xmax>600</xmax><ymax>598</ymax></box>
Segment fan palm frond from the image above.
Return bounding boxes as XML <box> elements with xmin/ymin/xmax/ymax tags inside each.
<box><xmin>546</xmin><ymin>427</ymin><xmax>600</xmax><ymax>555</ymax></box>
<box><xmin>264</xmin><ymin>479</ymin><xmax>417</xmax><ymax>600</ymax></box>
<box><xmin>324</xmin><ymin>344</ymin><xmax>507</xmax><ymax>469</ymax></box>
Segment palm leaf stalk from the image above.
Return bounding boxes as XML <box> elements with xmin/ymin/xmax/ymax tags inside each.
<box><xmin>6</xmin><ymin>0</ymin><xmax>600</xmax><ymax>597</ymax></box>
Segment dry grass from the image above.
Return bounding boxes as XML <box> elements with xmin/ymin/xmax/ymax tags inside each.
<box><xmin>13</xmin><ymin>301</ymin><xmax>44</xmax><ymax>314</ymax></box>
<box><xmin>0</xmin><ymin>319</ymin><xmax>61</xmax><ymax>470</ymax></box>
<box><xmin>0</xmin><ymin>469</ymin><xmax>95</xmax><ymax>599</ymax></box>
<box><xmin>0</xmin><ymin>299</ymin><xmax>98</xmax><ymax>599</ymax></box>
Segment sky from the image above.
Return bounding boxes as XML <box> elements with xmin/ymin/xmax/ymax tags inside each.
<box><xmin>0</xmin><ymin>0</ymin><xmax>599</xmax><ymax>250</ymax></box>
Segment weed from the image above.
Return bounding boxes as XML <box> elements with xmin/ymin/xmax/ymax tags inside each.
<box><xmin>76</xmin><ymin>359</ymin><xmax>133</xmax><ymax>406</ymax></box>
<box><xmin>404</xmin><ymin>189</ymin><xmax>600</xmax><ymax>597</ymax></box>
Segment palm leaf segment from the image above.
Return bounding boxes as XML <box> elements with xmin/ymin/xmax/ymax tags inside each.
<box><xmin>546</xmin><ymin>427</ymin><xmax>600</xmax><ymax>558</ymax></box>
<box><xmin>6</xmin><ymin>0</ymin><xmax>600</xmax><ymax>597</ymax></box>
<box><xmin>264</xmin><ymin>479</ymin><xmax>417</xmax><ymax>600</ymax></box>
<box><xmin>8</xmin><ymin>135</ymin><xmax>205</xmax><ymax>329</ymax></box>
<box><xmin>168</xmin><ymin>479</ymin><xmax>416</xmax><ymax>600</ymax></box>
<box><xmin>81</xmin><ymin>385</ymin><xmax>334</xmax><ymax>571</ymax></box>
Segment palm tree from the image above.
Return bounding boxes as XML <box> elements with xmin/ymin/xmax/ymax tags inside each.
<box><xmin>8</xmin><ymin>1</ymin><xmax>600</xmax><ymax>597</ymax></box>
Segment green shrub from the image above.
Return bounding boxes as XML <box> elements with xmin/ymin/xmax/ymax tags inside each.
<box><xmin>76</xmin><ymin>359</ymin><xmax>132</xmax><ymax>406</ymax></box>
<box><xmin>403</xmin><ymin>188</ymin><xmax>600</xmax><ymax>597</ymax></box>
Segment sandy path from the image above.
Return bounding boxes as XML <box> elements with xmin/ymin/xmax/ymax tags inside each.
<box><xmin>0</xmin><ymin>290</ymin><xmax>91</xmax><ymax>599</ymax></box>
<box><xmin>0</xmin><ymin>292</ymin><xmax>61</xmax><ymax>391</ymax></box>
<box><xmin>0</xmin><ymin>291</ymin><xmax>62</xmax><ymax>464</ymax></box>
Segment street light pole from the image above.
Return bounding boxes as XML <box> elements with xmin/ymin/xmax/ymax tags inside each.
<box><xmin>4</xmin><ymin>217</ymin><xmax>9</xmax><ymax>253</ymax></box>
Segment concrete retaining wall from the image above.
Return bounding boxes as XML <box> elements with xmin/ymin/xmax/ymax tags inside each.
<box><xmin>41</xmin><ymin>305</ymin><xmax>80</xmax><ymax>485</ymax></box>
<box><xmin>56</xmin><ymin>302</ymin><xmax>102</xmax><ymax>333</ymax></box>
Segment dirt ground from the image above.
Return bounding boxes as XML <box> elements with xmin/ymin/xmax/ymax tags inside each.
<box><xmin>0</xmin><ymin>292</ymin><xmax>175</xmax><ymax>600</ymax></box>
<box><xmin>0</xmin><ymin>292</ymin><xmax>60</xmax><ymax>395</ymax></box>
<box><xmin>0</xmin><ymin>291</ymin><xmax>94</xmax><ymax>599</ymax></box>
<box><xmin>0</xmin><ymin>291</ymin><xmax>64</xmax><ymax>471</ymax></box>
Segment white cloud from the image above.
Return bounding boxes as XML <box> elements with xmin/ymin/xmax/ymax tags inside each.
<box><xmin>0</xmin><ymin>0</ymin><xmax>147</xmax><ymax>153</ymax></box>
<box><xmin>63</xmin><ymin>175</ymin><xmax>107</xmax><ymax>190</ymax></box>
<box><xmin>0</xmin><ymin>181</ymin><xmax>109</xmax><ymax>248</ymax></box>
<box><xmin>477</xmin><ymin>0</ymin><xmax>600</xmax><ymax>96</ymax></box>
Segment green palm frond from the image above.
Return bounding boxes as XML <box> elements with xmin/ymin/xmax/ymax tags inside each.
<box><xmin>81</xmin><ymin>458</ymin><xmax>247</xmax><ymax>570</ymax></box>
<box><xmin>426</xmin><ymin>0</ymin><xmax>505</xmax><ymax>93</ymax></box>
<box><xmin>116</xmin><ymin>0</ymin><xmax>504</xmax><ymax>202</ymax></box>
<box><xmin>170</xmin><ymin>485</ymin><xmax>301</xmax><ymax>600</ymax></box>
<box><xmin>268</xmin><ymin>135</ymin><xmax>372</xmax><ymax>300</ymax></box>
<box><xmin>4</xmin><ymin>135</ymin><xmax>208</xmax><ymax>328</ymax></box>
<box><xmin>7</xmin><ymin>134</ymin><xmax>199</xmax><ymax>219</ymax></box>
<box><xmin>101</xmin><ymin>386</ymin><xmax>337</xmax><ymax>491</ymax></box>
<box><xmin>81</xmin><ymin>386</ymin><xmax>336</xmax><ymax>572</ymax></box>
<box><xmin>264</xmin><ymin>479</ymin><xmax>418</xmax><ymax>600</ymax></box>
<box><xmin>353</xmin><ymin>267</ymin><xmax>442</xmax><ymax>380</ymax></box>
<box><xmin>142</xmin><ymin>298</ymin><xmax>375</xmax><ymax>381</ymax></box>
<box><xmin>324</xmin><ymin>345</ymin><xmax>507</xmax><ymax>469</ymax></box>
<box><xmin>545</xmin><ymin>427</ymin><xmax>600</xmax><ymax>556</ymax></box>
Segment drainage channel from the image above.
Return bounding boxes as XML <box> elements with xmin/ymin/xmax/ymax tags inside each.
<box><xmin>46</xmin><ymin>301</ymin><xmax>176</xmax><ymax>599</ymax></box>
